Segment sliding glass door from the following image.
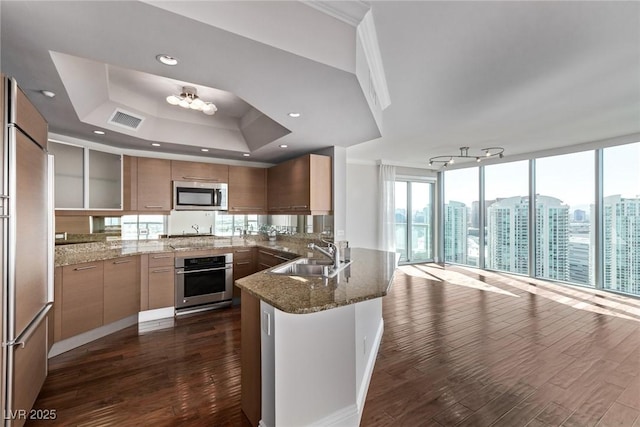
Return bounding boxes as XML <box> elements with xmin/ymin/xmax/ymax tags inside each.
<box><xmin>396</xmin><ymin>180</ymin><xmax>434</xmax><ymax>263</ymax></box>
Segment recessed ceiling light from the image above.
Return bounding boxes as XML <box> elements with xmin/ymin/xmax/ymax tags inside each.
<box><xmin>288</xmin><ymin>112</ymin><xmax>301</xmax><ymax>118</ymax></box>
<box><xmin>156</xmin><ymin>54</ymin><xmax>178</xmax><ymax>66</ymax></box>
<box><xmin>93</xmin><ymin>130</ymin><xmax>105</xmax><ymax>135</ymax></box>
<box><xmin>41</xmin><ymin>90</ymin><xmax>55</xmax><ymax>98</ymax></box>
<box><xmin>243</xmin><ymin>153</ymin><xmax>251</xmax><ymax>157</ymax></box>
<box><xmin>201</xmin><ymin>148</ymin><xmax>209</xmax><ymax>152</ymax></box>
<box><xmin>151</xmin><ymin>143</ymin><xmax>161</xmax><ymax>147</ymax></box>
<box><xmin>279</xmin><ymin>144</ymin><xmax>288</xmax><ymax>148</ymax></box>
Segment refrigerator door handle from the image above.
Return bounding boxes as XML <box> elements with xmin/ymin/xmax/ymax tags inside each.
<box><xmin>4</xmin><ymin>303</ymin><xmax>52</xmax><ymax>349</ymax></box>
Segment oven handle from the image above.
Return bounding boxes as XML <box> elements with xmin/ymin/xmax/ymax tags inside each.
<box><xmin>176</xmin><ymin>265</ymin><xmax>232</xmax><ymax>275</ymax></box>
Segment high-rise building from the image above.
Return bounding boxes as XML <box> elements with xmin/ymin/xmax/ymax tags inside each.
<box><xmin>486</xmin><ymin>196</ymin><xmax>529</xmax><ymax>274</ymax></box>
<box><xmin>596</xmin><ymin>195</ymin><xmax>640</xmax><ymax>295</ymax></box>
<box><xmin>568</xmin><ymin>236</ymin><xmax>590</xmax><ymax>285</ymax></box>
<box><xmin>535</xmin><ymin>195</ymin><xmax>570</xmax><ymax>281</ymax></box>
<box><xmin>444</xmin><ymin>201</ymin><xmax>467</xmax><ymax>264</ymax></box>
<box><xmin>485</xmin><ymin>195</ymin><xmax>570</xmax><ymax>279</ymax></box>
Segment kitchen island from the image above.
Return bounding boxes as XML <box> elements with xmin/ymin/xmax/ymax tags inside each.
<box><xmin>236</xmin><ymin>248</ymin><xmax>396</xmax><ymax>427</ymax></box>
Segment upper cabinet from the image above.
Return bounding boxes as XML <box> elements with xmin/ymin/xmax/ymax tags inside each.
<box><xmin>228</xmin><ymin>166</ymin><xmax>267</xmax><ymax>214</ymax></box>
<box><xmin>49</xmin><ymin>142</ymin><xmax>122</xmax><ymax>210</ymax></box>
<box><xmin>88</xmin><ymin>150</ymin><xmax>121</xmax><ymax>209</ymax></box>
<box><xmin>171</xmin><ymin>160</ymin><xmax>228</xmax><ymax>183</ymax></box>
<box><xmin>122</xmin><ymin>156</ymin><xmax>172</xmax><ymax>212</ymax></box>
<box><xmin>267</xmin><ymin>154</ymin><xmax>332</xmax><ymax>215</ymax></box>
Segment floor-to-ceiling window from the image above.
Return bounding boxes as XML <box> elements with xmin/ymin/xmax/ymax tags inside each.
<box><xmin>444</xmin><ymin>168</ymin><xmax>478</xmax><ymax>266</ymax></box>
<box><xmin>395</xmin><ymin>180</ymin><xmax>434</xmax><ymax>263</ymax></box>
<box><xmin>484</xmin><ymin>161</ymin><xmax>530</xmax><ymax>275</ymax></box>
<box><xmin>603</xmin><ymin>142</ymin><xmax>640</xmax><ymax>296</ymax></box>
<box><xmin>535</xmin><ymin>151</ymin><xmax>595</xmax><ymax>286</ymax></box>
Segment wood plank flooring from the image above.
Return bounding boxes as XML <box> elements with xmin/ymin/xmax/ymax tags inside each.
<box><xmin>27</xmin><ymin>263</ymin><xmax>640</xmax><ymax>426</ymax></box>
<box><xmin>361</xmin><ymin>264</ymin><xmax>640</xmax><ymax>427</ymax></box>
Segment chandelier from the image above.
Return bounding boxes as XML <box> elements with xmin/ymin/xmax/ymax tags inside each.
<box><xmin>166</xmin><ymin>86</ymin><xmax>217</xmax><ymax>116</ymax></box>
<box><xmin>429</xmin><ymin>146</ymin><xmax>504</xmax><ymax>167</ymax></box>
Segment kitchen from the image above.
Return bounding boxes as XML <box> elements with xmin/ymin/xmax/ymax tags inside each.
<box><xmin>2</xmin><ymin>1</ymin><xmax>640</xmax><ymax>427</ymax></box>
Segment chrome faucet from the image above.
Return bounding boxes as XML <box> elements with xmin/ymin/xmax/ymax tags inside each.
<box><xmin>308</xmin><ymin>242</ymin><xmax>340</xmax><ymax>269</ymax></box>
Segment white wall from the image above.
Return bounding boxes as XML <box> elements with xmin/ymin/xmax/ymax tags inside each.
<box><xmin>346</xmin><ymin>163</ymin><xmax>379</xmax><ymax>250</ymax></box>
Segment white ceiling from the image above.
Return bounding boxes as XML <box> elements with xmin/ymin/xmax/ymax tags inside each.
<box><xmin>2</xmin><ymin>1</ymin><xmax>639</xmax><ymax>167</ymax></box>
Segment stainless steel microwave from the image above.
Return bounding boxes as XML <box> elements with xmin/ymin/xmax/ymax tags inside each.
<box><xmin>173</xmin><ymin>181</ymin><xmax>228</xmax><ymax>211</ymax></box>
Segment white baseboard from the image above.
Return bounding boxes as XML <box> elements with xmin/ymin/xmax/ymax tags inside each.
<box><xmin>49</xmin><ymin>314</ymin><xmax>138</xmax><ymax>357</ymax></box>
<box><xmin>357</xmin><ymin>319</ymin><xmax>384</xmax><ymax>417</ymax></box>
<box><xmin>138</xmin><ymin>307</ymin><xmax>175</xmax><ymax>322</ymax></box>
<box><xmin>310</xmin><ymin>404</ymin><xmax>359</xmax><ymax>427</ymax></box>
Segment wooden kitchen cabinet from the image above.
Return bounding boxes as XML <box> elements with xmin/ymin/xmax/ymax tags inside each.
<box><xmin>233</xmin><ymin>247</ymin><xmax>257</xmax><ymax>298</ymax></box>
<box><xmin>61</xmin><ymin>261</ymin><xmax>104</xmax><ymax>339</ymax></box>
<box><xmin>257</xmin><ymin>248</ymin><xmax>297</xmax><ymax>270</ymax></box>
<box><xmin>103</xmin><ymin>256</ymin><xmax>140</xmax><ymax>324</ymax></box>
<box><xmin>267</xmin><ymin>154</ymin><xmax>332</xmax><ymax>215</ymax></box>
<box><xmin>171</xmin><ymin>160</ymin><xmax>228</xmax><ymax>183</ymax></box>
<box><xmin>228</xmin><ymin>166</ymin><xmax>267</xmax><ymax>214</ymax></box>
<box><xmin>136</xmin><ymin>157</ymin><xmax>171</xmax><ymax>212</ymax></box>
<box><xmin>146</xmin><ymin>252</ymin><xmax>175</xmax><ymax>310</ymax></box>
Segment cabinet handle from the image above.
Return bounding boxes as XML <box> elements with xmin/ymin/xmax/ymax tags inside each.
<box><xmin>74</xmin><ymin>265</ymin><xmax>97</xmax><ymax>271</ymax></box>
<box><xmin>144</xmin><ymin>205</ymin><xmax>164</xmax><ymax>209</ymax></box>
<box><xmin>182</xmin><ymin>176</ymin><xmax>220</xmax><ymax>182</ymax></box>
<box><xmin>259</xmin><ymin>250</ymin><xmax>274</xmax><ymax>256</ymax></box>
<box><xmin>113</xmin><ymin>259</ymin><xmax>131</xmax><ymax>264</ymax></box>
<box><xmin>236</xmin><ymin>261</ymin><xmax>251</xmax><ymax>265</ymax></box>
<box><xmin>259</xmin><ymin>263</ymin><xmax>273</xmax><ymax>269</ymax></box>
<box><xmin>235</xmin><ymin>249</ymin><xmax>251</xmax><ymax>253</ymax></box>
<box><xmin>274</xmin><ymin>254</ymin><xmax>292</xmax><ymax>261</ymax></box>
<box><xmin>152</xmin><ymin>254</ymin><xmax>172</xmax><ymax>259</ymax></box>
<box><xmin>291</xmin><ymin>205</ymin><xmax>308</xmax><ymax>209</ymax></box>
<box><xmin>231</xmin><ymin>207</ymin><xmax>263</xmax><ymax>210</ymax></box>
<box><xmin>151</xmin><ymin>268</ymin><xmax>173</xmax><ymax>273</ymax></box>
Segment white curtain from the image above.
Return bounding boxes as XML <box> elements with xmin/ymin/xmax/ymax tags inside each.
<box><xmin>379</xmin><ymin>164</ymin><xmax>396</xmax><ymax>253</ymax></box>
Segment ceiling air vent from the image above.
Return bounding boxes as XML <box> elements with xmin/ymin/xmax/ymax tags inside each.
<box><xmin>108</xmin><ymin>109</ymin><xmax>144</xmax><ymax>131</ymax></box>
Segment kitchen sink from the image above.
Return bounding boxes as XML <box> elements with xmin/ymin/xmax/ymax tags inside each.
<box><xmin>269</xmin><ymin>258</ymin><xmax>351</xmax><ymax>278</ymax></box>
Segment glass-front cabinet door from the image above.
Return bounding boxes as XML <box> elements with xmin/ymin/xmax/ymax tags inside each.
<box><xmin>89</xmin><ymin>149</ymin><xmax>121</xmax><ymax>209</ymax></box>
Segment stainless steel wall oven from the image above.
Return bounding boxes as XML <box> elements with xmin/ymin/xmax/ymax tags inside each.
<box><xmin>175</xmin><ymin>253</ymin><xmax>233</xmax><ymax>313</ymax></box>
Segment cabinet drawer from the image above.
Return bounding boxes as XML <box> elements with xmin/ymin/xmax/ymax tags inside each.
<box><xmin>233</xmin><ymin>247</ymin><xmax>255</xmax><ymax>262</ymax></box>
<box><xmin>148</xmin><ymin>252</ymin><xmax>175</xmax><ymax>268</ymax></box>
<box><xmin>257</xmin><ymin>249</ymin><xmax>297</xmax><ymax>270</ymax></box>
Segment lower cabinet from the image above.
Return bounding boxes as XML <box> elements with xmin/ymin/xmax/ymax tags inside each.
<box><xmin>233</xmin><ymin>248</ymin><xmax>257</xmax><ymax>298</ymax></box>
<box><xmin>56</xmin><ymin>255</ymin><xmax>142</xmax><ymax>342</ymax></box>
<box><xmin>146</xmin><ymin>252</ymin><xmax>175</xmax><ymax>310</ymax></box>
<box><xmin>61</xmin><ymin>261</ymin><xmax>104</xmax><ymax>339</ymax></box>
<box><xmin>104</xmin><ymin>256</ymin><xmax>140</xmax><ymax>324</ymax></box>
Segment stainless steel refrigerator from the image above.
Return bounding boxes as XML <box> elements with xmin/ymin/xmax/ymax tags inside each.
<box><xmin>1</xmin><ymin>76</ymin><xmax>53</xmax><ymax>426</ymax></box>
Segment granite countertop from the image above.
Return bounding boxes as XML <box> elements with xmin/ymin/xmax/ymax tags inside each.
<box><xmin>235</xmin><ymin>248</ymin><xmax>396</xmax><ymax>314</ymax></box>
<box><xmin>54</xmin><ymin>237</ymin><xmax>310</xmax><ymax>267</ymax></box>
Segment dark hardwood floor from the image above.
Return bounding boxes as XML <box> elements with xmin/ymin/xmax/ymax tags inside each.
<box><xmin>28</xmin><ymin>264</ymin><xmax>640</xmax><ymax>426</ymax></box>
